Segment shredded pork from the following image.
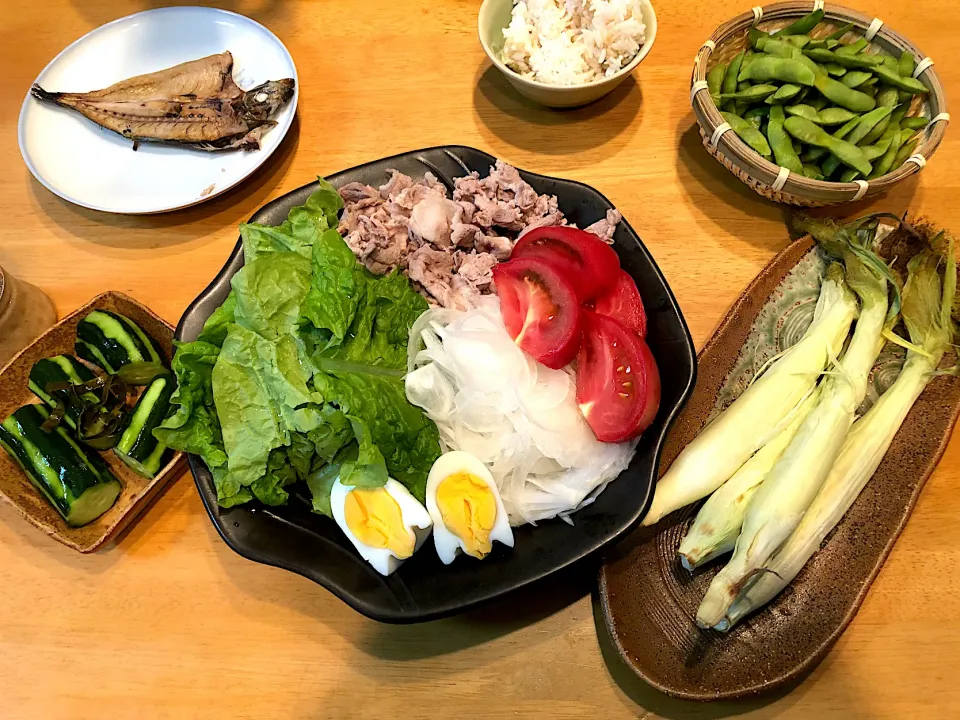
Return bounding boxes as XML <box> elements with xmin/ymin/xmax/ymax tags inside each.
<box><xmin>336</xmin><ymin>160</ymin><xmax>621</xmax><ymax>309</ymax></box>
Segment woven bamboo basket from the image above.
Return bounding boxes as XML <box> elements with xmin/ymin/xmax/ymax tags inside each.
<box><xmin>691</xmin><ymin>2</ymin><xmax>949</xmax><ymax>206</ymax></box>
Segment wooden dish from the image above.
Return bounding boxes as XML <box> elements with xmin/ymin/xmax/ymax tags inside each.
<box><xmin>598</xmin><ymin>238</ymin><xmax>960</xmax><ymax>700</ymax></box>
<box><xmin>691</xmin><ymin>2</ymin><xmax>949</xmax><ymax>206</ymax></box>
<box><xmin>0</xmin><ymin>292</ymin><xmax>183</xmax><ymax>553</ymax></box>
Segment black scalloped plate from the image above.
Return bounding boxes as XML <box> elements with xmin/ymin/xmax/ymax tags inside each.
<box><xmin>177</xmin><ymin>145</ymin><xmax>696</xmax><ymax>623</ymax></box>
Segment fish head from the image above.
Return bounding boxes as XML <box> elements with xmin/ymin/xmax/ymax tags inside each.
<box><xmin>240</xmin><ymin>79</ymin><xmax>295</xmax><ymax>122</ymax></box>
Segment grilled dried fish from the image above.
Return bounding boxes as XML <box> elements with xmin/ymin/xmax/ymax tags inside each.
<box><xmin>31</xmin><ymin>52</ymin><xmax>295</xmax><ymax>151</ymax></box>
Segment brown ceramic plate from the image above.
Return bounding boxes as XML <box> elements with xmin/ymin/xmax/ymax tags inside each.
<box><xmin>0</xmin><ymin>292</ymin><xmax>183</xmax><ymax>553</ymax></box>
<box><xmin>598</xmin><ymin>238</ymin><xmax>960</xmax><ymax>700</ymax></box>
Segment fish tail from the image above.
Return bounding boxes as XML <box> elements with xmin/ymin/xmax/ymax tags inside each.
<box><xmin>31</xmin><ymin>84</ymin><xmax>63</xmax><ymax>104</ymax></box>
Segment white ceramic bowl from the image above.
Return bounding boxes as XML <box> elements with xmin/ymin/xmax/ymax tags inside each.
<box><xmin>478</xmin><ymin>0</ymin><xmax>657</xmax><ymax>108</ymax></box>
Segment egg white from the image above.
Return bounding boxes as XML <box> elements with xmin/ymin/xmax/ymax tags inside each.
<box><xmin>426</xmin><ymin>451</ymin><xmax>515</xmax><ymax>564</ymax></box>
<box><xmin>331</xmin><ymin>478</ymin><xmax>433</xmax><ymax>576</ymax></box>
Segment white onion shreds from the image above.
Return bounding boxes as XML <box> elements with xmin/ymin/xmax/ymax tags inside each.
<box><xmin>404</xmin><ymin>298</ymin><xmax>637</xmax><ymax>526</ymax></box>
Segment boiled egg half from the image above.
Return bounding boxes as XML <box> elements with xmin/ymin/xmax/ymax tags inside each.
<box><xmin>331</xmin><ymin>478</ymin><xmax>432</xmax><ymax>576</ymax></box>
<box><xmin>426</xmin><ymin>451</ymin><xmax>514</xmax><ymax>563</ymax></box>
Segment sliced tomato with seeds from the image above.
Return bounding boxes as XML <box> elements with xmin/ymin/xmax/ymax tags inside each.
<box><xmin>576</xmin><ymin>310</ymin><xmax>660</xmax><ymax>443</ymax></box>
<box><xmin>511</xmin><ymin>226</ymin><xmax>620</xmax><ymax>301</ymax></box>
<box><xmin>493</xmin><ymin>257</ymin><xmax>581</xmax><ymax>369</ymax></box>
<box><xmin>592</xmin><ymin>269</ymin><xmax>648</xmax><ymax>338</ymax></box>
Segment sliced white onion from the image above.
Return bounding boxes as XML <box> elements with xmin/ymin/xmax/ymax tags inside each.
<box><xmin>404</xmin><ymin>297</ymin><xmax>637</xmax><ymax>526</ymax></box>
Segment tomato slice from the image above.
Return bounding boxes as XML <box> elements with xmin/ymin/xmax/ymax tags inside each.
<box><xmin>511</xmin><ymin>226</ymin><xmax>620</xmax><ymax>301</ymax></box>
<box><xmin>592</xmin><ymin>269</ymin><xmax>648</xmax><ymax>338</ymax></box>
<box><xmin>493</xmin><ymin>257</ymin><xmax>581</xmax><ymax>369</ymax></box>
<box><xmin>576</xmin><ymin>310</ymin><xmax>660</xmax><ymax>443</ymax></box>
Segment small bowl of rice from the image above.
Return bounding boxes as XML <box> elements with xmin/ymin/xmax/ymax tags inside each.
<box><xmin>479</xmin><ymin>0</ymin><xmax>657</xmax><ymax>108</ymax></box>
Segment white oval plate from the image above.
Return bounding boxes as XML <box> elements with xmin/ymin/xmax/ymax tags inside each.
<box><xmin>18</xmin><ymin>6</ymin><xmax>298</xmax><ymax>215</ymax></box>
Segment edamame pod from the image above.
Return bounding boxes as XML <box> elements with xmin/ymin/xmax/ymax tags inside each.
<box><xmin>801</xmin><ymin>163</ymin><xmax>825</xmax><ymax>180</ymax></box>
<box><xmin>876</xmin><ymin>87</ymin><xmax>899</xmax><ymax>108</ymax></box>
<box><xmin>739</xmin><ymin>56</ymin><xmax>816</xmax><ymax>86</ymax></box>
<box><xmin>783</xmin><ymin>35</ymin><xmax>812</xmax><ymax>49</ymax></box>
<box><xmin>893</xmin><ymin>135</ymin><xmax>921</xmax><ymax>167</ymax></box>
<box><xmin>835</xmin><ymin>38</ymin><xmax>868</xmax><ymax>56</ymax></box>
<box><xmin>720</xmin><ymin>84</ymin><xmax>778</xmax><ymax>102</ymax></box>
<box><xmin>839</xmin><ymin>168</ymin><xmax>860</xmax><ymax>183</ymax></box>
<box><xmin>784</xmin><ymin>116</ymin><xmax>873</xmax><ymax>175</ymax></box>
<box><xmin>707</xmin><ymin>63</ymin><xmax>727</xmax><ymax>102</ymax></box>
<box><xmin>869</xmin><ymin>129</ymin><xmax>903</xmax><ymax>178</ymax></box>
<box><xmin>767</xmin><ymin>105</ymin><xmax>804</xmax><ymax>174</ymax></box>
<box><xmin>825</xmin><ymin>23</ymin><xmax>854</xmax><ymax>41</ymax></box>
<box><xmin>723</xmin><ymin>51</ymin><xmax>746</xmax><ymax>98</ymax></box>
<box><xmin>765</xmin><ymin>84</ymin><xmax>802</xmax><ymax>105</ymax></box>
<box><xmin>901</xmin><ymin>116</ymin><xmax>930</xmax><ymax>131</ymax></box>
<box><xmin>871</xmin><ymin>65</ymin><xmax>929</xmax><ymax>94</ymax></box>
<box><xmin>845</xmin><ymin>106</ymin><xmax>893</xmax><ymax>145</ymax></box>
<box><xmin>814</xmin><ymin>73</ymin><xmax>876</xmax><ymax>112</ymax></box>
<box><xmin>804</xmin><ymin>48</ymin><xmax>883</xmax><ymax>70</ymax></box>
<box><xmin>898</xmin><ymin>51</ymin><xmax>917</xmax><ymax>103</ymax></box>
<box><xmin>721</xmin><ymin>111</ymin><xmax>773</xmax><ymax>158</ymax></box>
<box><xmin>859</xmin><ymin>115</ymin><xmax>891</xmax><ymax>146</ymax></box>
<box><xmin>841</xmin><ymin>71</ymin><xmax>872</xmax><ymax>89</ymax></box>
<box><xmin>825</xmin><ymin>63</ymin><xmax>847</xmax><ymax>77</ymax></box>
<box><xmin>818</xmin><ymin>107</ymin><xmax>858</xmax><ymax>125</ymax></box>
<box><xmin>772</xmin><ymin>9</ymin><xmax>824</xmax><ymax>37</ymax></box>
<box><xmin>786</xmin><ymin>104</ymin><xmax>821</xmax><ymax>122</ymax></box>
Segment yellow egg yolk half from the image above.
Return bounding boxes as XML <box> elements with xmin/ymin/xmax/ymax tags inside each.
<box><xmin>343</xmin><ymin>488</ymin><xmax>416</xmax><ymax>558</ymax></box>
<box><xmin>436</xmin><ymin>472</ymin><xmax>497</xmax><ymax>559</ymax></box>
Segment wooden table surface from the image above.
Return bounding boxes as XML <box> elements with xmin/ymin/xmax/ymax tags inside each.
<box><xmin>1</xmin><ymin>0</ymin><xmax>958</xmax><ymax>717</ymax></box>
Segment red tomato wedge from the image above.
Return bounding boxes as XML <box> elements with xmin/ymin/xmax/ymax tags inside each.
<box><xmin>576</xmin><ymin>310</ymin><xmax>660</xmax><ymax>443</ymax></box>
<box><xmin>592</xmin><ymin>269</ymin><xmax>648</xmax><ymax>338</ymax></box>
<box><xmin>493</xmin><ymin>257</ymin><xmax>581</xmax><ymax>369</ymax></box>
<box><xmin>511</xmin><ymin>226</ymin><xmax>620</xmax><ymax>301</ymax></box>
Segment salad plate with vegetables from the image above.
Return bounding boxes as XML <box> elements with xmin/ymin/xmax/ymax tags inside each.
<box><xmin>600</xmin><ymin>212</ymin><xmax>960</xmax><ymax>699</ymax></box>
<box><xmin>173</xmin><ymin>146</ymin><xmax>696</xmax><ymax>622</ymax></box>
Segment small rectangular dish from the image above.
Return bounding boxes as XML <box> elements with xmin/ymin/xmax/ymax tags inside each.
<box><xmin>0</xmin><ymin>291</ymin><xmax>183</xmax><ymax>553</ymax></box>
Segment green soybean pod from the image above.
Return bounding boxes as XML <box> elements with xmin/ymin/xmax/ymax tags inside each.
<box><xmin>801</xmin><ymin>163</ymin><xmax>826</xmax><ymax>180</ymax></box>
<box><xmin>876</xmin><ymin>87</ymin><xmax>899</xmax><ymax>108</ymax></box>
<box><xmin>839</xmin><ymin>168</ymin><xmax>861</xmax><ymax>182</ymax></box>
<box><xmin>871</xmin><ymin>65</ymin><xmax>929</xmax><ymax>94</ymax></box>
<box><xmin>744</xmin><ymin>105</ymin><xmax>769</xmax><ymax>129</ymax></box>
<box><xmin>814</xmin><ymin>73</ymin><xmax>876</xmax><ymax>112</ymax></box>
<box><xmin>901</xmin><ymin>116</ymin><xmax>930</xmax><ymax>131</ymax></box>
<box><xmin>860</xmin><ymin>115</ymin><xmax>891</xmax><ymax>146</ymax></box>
<box><xmin>834</xmin><ymin>117</ymin><xmax>861</xmax><ymax>140</ymax></box>
<box><xmin>818</xmin><ymin>107</ymin><xmax>858</xmax><ymax>125</ymax></box>
<box><xmin>802</xmin><ymin>146</ymin><xmax>829</xmax><ymax>163</ymax></box>
<box><xmin>893</xmin><ymin>134</ymin><xmax>921</xmax><ymax>167</ymax></box>
<box><xmin>739</xmin><ymin>56</ymin><xmax>816</xmax><ymax>86</ymax></box>
<box><xmin>869</xmin><ymin>129</ymin><xmax>903</xmax><ymax>178</ymax></box>
<box><xmin>845</xmin><ymin>106</ymin><xmax>893</xmax><ymax>144</ymax></box>
<box><xmin>767</xmin><ymin>105</ymin><xmax>804</xmax><ymax>174</ymax></box>
<box><xmin>821</xmin><ymin>153</ymin><xmax>842</xmax><ymax>178</ymax></box>
<box><xmin>825</xmin><ymin>63</ymin><xmax>847</xmax><ymax>77</ymax></box>
<box><xmin>723</xmin><ymin>51</ymin><xmax>746</xmax><ymax>97</ymax></box>
<box><xmin>783</xmin><ymin>116</ymin><xmax>873</xmax><ymax>175</ymax></box>
<box><xmin>881</xmin><ymin>54</ymin><xmax>899</xmax><ymax>72</ymax></box>
<box><xmin>841</xmin><ymin>71</ymin><xmax>872</xmax><ymax>88</ymax></box>
<box><xmin>862</xmin><ymin>136</ymin><xmax>894</xmax><ymax>161</ymax></box>
<box><xmin>765</xmin><ymin>84</ymin><xmax>803</xmax><ymax>105</ymax></box>
<box><xmin>749</xmin><ymin>27</ymin><xmax>769</xmax><ymax>50</ymax></box>
<box><xmin>721</xmin><ymin>111</ymin><xmax>773</xmax><ymax>158</ymax></box>
<box><xmin>809</xmin><ymin>96</ymin><xmax>828</xmax><ymax>111</ymax></box>
<box><xmin>707</xmin><ymin>62</ymin><xmax>727</xmax><ymax>102</ymax></box>
<box><xmin>772</xmin><ymin>9</ymin><xmax>825</xmax><ymax>37</ymax></box>
<box><xmin>805</xmin><ymin>47</ymin><xmax>883</xmax><ymax>70</ymax></box>
<box><xmin>784</xmin><ymin>35</ymin><xmax>812</xmax><ymax>49</ymax></box>
<box><xmin>786</xmin><ymin>104</ymin><xmax>821</xmax><ymax>122</ymax></box>
<box><xmin>835</xmin><ymin>38</ymin><xmax>868</xmax><ymax>56</ymax></box>
<box><xmin>825</xmin><ymin>22</ymin><xmax>855</xmax><ymax>41</ymax></box>
<box><xmin>721</xmin><ymin>84</ymin><xmax>778</xmax><ymax>102</ymax></box>
<box><xmin>898</xmin><ymin>51</ymin><xmax>917</xmax><ymax>102</ymax></box>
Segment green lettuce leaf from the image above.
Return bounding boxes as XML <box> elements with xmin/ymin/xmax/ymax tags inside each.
<box><xmin>240</xmin><ymin>179</ymin><xmax>343</xmax><ymax>264</ymax></box>
<box><xmin>232</xmin><ymin>251</ymin><xmax>313</xmax><ymax>341</ymax></box>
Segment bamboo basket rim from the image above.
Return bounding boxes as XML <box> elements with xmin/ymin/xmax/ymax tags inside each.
<box><xmin>690</xmin><ymin>1</ymin><xmax>948</xmax><ymax>204</ymax></box>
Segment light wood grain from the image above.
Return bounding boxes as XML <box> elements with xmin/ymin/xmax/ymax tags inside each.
<box><xmin>0</xmin><ymin>1</ymin><xmax>958</xmax><ymax>718</ymax></box>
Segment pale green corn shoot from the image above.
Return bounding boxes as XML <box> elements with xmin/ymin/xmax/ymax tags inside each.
<box><xmin>642</xmin><ymin>264</ymin><xmax>858</xmax><ymax>527</ymax></box>
<box><xmin>678</xmin><ymin>392</ymin><xmax>818</xmax><ymax>571</ymax></box>
<box><xmin>697</xmin><ymin>248</ymin><xmax>891</xmax><ymax>629</ymax></box>
<box><xmin>721</xmin><ymin>242</ymin><xmax>956</xmax><ymax>630</ymax></box>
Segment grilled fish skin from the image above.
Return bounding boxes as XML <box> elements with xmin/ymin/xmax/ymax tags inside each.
<box><xmin>31</xmin><ymin>52</ymin><xmax>294</xmax><ymax>151</ymax></box>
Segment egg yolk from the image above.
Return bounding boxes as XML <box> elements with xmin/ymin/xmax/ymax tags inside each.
<box><xmin>436</xmin><ymin>472</ymin><xmax>497</xmax><ymax>559</ymax></box>
<box><xmin>343</xmin><ymin>488</ymin><xmax>416</xmax><ymax>558</ymax></box>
